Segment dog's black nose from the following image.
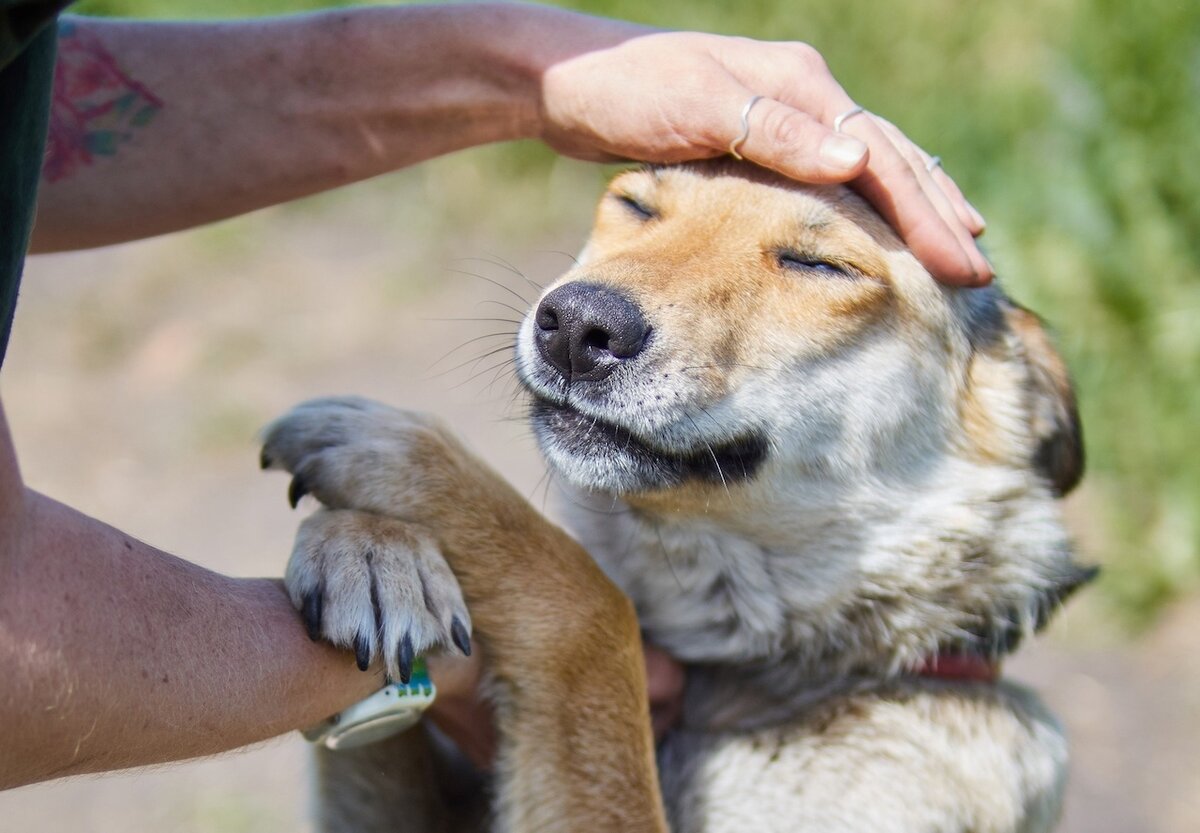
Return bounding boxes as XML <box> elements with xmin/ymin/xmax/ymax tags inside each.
<box><xmin>534</xmin><ymin>282</ymin><xmax>650</xmax><ymax>382</ymax></box>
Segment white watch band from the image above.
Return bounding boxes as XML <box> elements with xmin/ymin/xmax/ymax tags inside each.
<box><xmin>303</xmin><ymin>665</ymin><xmax>437</xmax><ymax>751</ymax></box>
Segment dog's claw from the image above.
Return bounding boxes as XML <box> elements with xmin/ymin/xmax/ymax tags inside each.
<box><xmin>301</xmin><ymin>590</ymin><xmax>323</xmax><ymax>642</ymax></box>
<box><xmin>451</xmin><ymin>615</ymin><xmax>472</xmax><ymax>657</ymax></box>
<box><xmin>354</xmin><ymin>631</ymin><xmax>372</xmax><ymax>672</ymax></box>
<box><xmin>259</xmin><ymin>448</ymin><xmax>273</xmax><ymax>470</ymax></box>
<box><xmin>398</xmin><ymin>632</ymin><xmax>414</xmax><ymax>684</ymax></box>
<box><xmin>288</xmin><ymin>476</ymin><xmax>309</xmax><ymax>509</ymax></box>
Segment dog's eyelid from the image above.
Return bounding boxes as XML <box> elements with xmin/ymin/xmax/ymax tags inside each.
<box><xmin>774</xmin><ymin>250</ymin><xmax>858</xmax><ymax>280</ymax></box>
<box><xmin>614</xmin><ymin>193</ymin><xmax>658</xmax><ymax>221</ymax></box>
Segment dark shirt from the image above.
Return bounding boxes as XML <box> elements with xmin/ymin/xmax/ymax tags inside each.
<box><xmin>1</xmin><ymin>0</ymin><xmax>70</xmax><ymax>368</ymax></box>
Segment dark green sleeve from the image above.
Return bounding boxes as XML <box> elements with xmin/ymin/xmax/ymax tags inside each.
<box><xmin>0</xmin><ymin>1</ymin><xmax>72</xmax><ymax>368</ymax></box>
<box><xmin>0</xmin><ymin>0</ymin><xmax>69</xmax><ymax>69</ymax></box>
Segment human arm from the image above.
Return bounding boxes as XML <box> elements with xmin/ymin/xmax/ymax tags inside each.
<box><xmin>31</xmin><ymin>4</ymin><xmax>989</xmax><ymax>285</ymax></box>
<box><xmin>0</xmin><ymin>396</ymin><xmax>384</xmax><ymax>789</ymax></box>
<box><xmin>0</xmin><ymin>393</ymin><xmax>678</xmax><ymax>790</ymax></box>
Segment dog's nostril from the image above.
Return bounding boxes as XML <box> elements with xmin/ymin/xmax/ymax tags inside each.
<box><xmin>536</xmin><ymin>306</ymin><xmax>559</xmax><ymax>332</ymax></box>
<box><xmin>582</xmin><ymin>326</ymin><xmax>610</xmax><ymax>351</ymax></box>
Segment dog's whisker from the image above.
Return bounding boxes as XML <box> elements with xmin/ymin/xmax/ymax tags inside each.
<box><xmin>426</xmin><ymin>332</ymin><xmax>518</xmax><ymax>372</ymax></box>
<box><xmin>454</xmin><ymin>254</ymin><xmax>524</xmax><ymax>279</ymax></box>
<box><xmin>527</xmin><ymin>465</ymin><xmax>553</xmax><ymax>510</ymax></box>
<box><xmin>466</xmin><ymin>253</ymin><xmax>546</xmax><ymax>295</ymax></box>
<box><xmin>537</xmin><ymin>249</ymin><xmax>581</xmax><ymax>269</ymax></box>
<box><xmin>481</xmin><ymin>362</ymin><xmax>519</xmax><ymax>397</ymax></box>
<box><xmin>683</xmin><ymin>411</ymin><xmax>732</xmax><ymax>501</ymax></box>
<box><xmin>476</xmin><ymin>298</ymin><xmax>529</xmax><ymax>319</ymax></box>
<box><xmin>546</xmin><ymin>477</ymin><xmax>632</xmax><ymax>518</ymax></box>
<box><xmin>539</xmin><ymin>467</ymin><xmax>560</xmax><ymax>516</ymax></box>
<box><xmin>652</xmin><ymin>519</ymin><xmax>685</xmax><ymax>591</ymax></box>
<box><xmin>428</xmin><ymin>343</ymin><xmax>515</xmax><ymax>381</ymax></box>
<box><xmin>422</xmin><ymin>316</ymin><xmax>523</xmax><ymax>326</ymax></box>
<box><xmin>450</xmin><ymin>355</ymin><xmax>518</xmax><ymax>391</ymax></box>
<box><xmin>679</xmin><ymin>362</ymin><xmax>782</xmax><ymax>373</ymax></box>
<box><xmin>445</xmin><ymin>267</ymin><xmax>533</xmax><ymax>308</ymax></box>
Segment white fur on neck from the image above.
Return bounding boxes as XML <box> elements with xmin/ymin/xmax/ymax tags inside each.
<box><xmin>557</xmin><ymin>452</ymin><xmax>1073</xmax><ymax>678</ymax></box>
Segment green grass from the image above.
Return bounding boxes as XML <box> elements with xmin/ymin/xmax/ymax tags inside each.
<box><xmin>68</xmin><ymin>0</ymin><xmax>1200</xmax><ymax>627</ymax></box>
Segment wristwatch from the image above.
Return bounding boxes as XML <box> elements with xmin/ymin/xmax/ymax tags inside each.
<box><xmin>303</xmin><ymin>660</ymin><xmax>437</xmax><ymax>750</ymax></box>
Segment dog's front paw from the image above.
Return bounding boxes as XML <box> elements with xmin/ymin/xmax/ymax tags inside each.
<box><xmin>260</xmin><ymin>396</ymin><xmax>461</xmax><ymax>518</ymax></box>
<box><xmin>287</xmin><ymin>508</ymin><xmax>472</xmax><ymax>682</ymax></box>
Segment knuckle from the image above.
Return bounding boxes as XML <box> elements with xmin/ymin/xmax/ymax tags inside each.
<box><xmin>789</xmin><ymin>41</ymin><xmax>828</xmax><ymax>74</ymax></box>
<box><xmin>764</xmin><ymin>108</ymin><xmax>817</xmax><ymax>150</ymax></box>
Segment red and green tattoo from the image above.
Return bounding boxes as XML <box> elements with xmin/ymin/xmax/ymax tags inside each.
<box><xmin>44</xmin><ymin>19</ymin><xmax>163</xmax><ymax>182</ymax></box>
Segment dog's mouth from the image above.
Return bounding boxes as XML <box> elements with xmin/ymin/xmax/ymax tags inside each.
<box><xmin>528</xmin><ymin>393</ymin><xmax>767</xmax><ymax>494</ymax></box>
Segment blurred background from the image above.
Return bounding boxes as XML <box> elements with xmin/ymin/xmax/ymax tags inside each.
<box><xmin>2</xmin><ymin>0</ymin><xmax>1197</xmax><ymax>831</ymax></box>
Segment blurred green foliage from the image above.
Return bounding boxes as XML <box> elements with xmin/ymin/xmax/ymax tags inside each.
<box><xmin>70</xmin><ymin>0</ymin><xmax>1200</xmax><ymax>626</ymax></box>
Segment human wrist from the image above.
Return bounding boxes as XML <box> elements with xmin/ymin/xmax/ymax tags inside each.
<box><xmin>457</xmin><ymin>3</ymin><xmax>654</xmax><ymax>144</ymax></box>
<box><xmin>337</xmin><ymin>3</ymin><xmax>575</xmax><ymax>151</ymax></box>
<box><xmin>235</xmin><ymin>577</ymin><xmax>382</xmax><ymax>730</ymax></box>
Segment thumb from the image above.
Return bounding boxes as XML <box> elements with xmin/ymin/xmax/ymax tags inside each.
<box><xmin>732</xmin><ymin>95</ymin><xmax>868</xmax><ymax>183</ymax></box>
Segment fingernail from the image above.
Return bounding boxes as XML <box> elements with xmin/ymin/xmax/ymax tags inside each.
<box><xmin>966</xmin><ymin>202</ymin><xmax>987</xmax><ymax>233</ymax></box>
<box><xmin>820</xmin><ymin>134</ymin><xmax>868</xmax><ymax>169</ymax></box>
<box><xmin>970</xmin><ymin>249</ymin><xmax>995</xmax><ymax>285</ymax></box>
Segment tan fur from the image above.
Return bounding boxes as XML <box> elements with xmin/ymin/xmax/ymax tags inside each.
<box><xmin>262</xmin><ymin>161</ymin><xmax>1090</xmax><ymax>832</ymax></box>
<box><xmin>261</xmin><ymin>399</ymin><xmax>667</xmax><ymax>833</ymax></box>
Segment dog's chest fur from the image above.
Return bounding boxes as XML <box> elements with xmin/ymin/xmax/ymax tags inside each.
<box><xmin>556</xmin><ymin>463</ymin><xmax>1077</xmax><ymax>833</ymax></box>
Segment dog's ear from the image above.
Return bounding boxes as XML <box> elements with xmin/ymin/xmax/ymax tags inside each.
<box><xmin>962</xmin><ymin>291</ymin><xmax>1084</xmax><ymax>495</ymax></box>
<box><xmin>998</xmin><ymin>299</ymin><xmax>1085</xmax><ymax>495</ymax></box>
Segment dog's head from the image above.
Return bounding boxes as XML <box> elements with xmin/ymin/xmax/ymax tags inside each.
<box><xmin>517</xmin><ymin>162</ymin><xmax>1080</xmax><ymax>505</ymax></box>
<box><xmin>515</xmin><ymin>162</ymin><xmax>1090</xmax><ymax>669</ymax></box>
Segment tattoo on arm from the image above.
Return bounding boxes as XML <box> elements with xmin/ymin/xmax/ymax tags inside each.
<box><xmin>44</xmin><ymin>19</ymin><xmax>164</xmax><ymax>183</ymax></box>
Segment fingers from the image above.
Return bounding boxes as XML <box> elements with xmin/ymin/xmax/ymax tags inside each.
<box><xmin>733</xmin><ymin>93</ymin><xmax>868</xmax><ymax>183</ymax></box>
<box><xmin>926</xmin><ymin>157</ymin><xmax>987</xmax><ymax>238</ymax></box>
<box><xmin>828</xmin><ymin>107</ymin><xmax>992</xmax><ymax>286</ymax></box>
<box><xmin>706</xmin><ymin>39</ymin><xmax>991</xmax><ymax>286</ymax></box>
<box><xmin>862</xmin><ymin>113</ymin><xmax>992</xmax><ymax>283</ymax></box>
<box><xmin>871</xmin><ymin>114</ymin><xmax>985</xmax><ymax>237</ymax></box>
<box><xmin>644</xmin><ymin>643</ymin><xmax>685</xmax><ymax>740</ymax></box>
<box><xmin>738</xmin><ymin>95</ymin><xmax>989</xmax><ymax>284</ymax></box>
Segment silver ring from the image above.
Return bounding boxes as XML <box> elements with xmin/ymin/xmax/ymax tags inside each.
<box><xmin>833</xmin><ymin>105</ymin><xmax>866</xmax><ymax>133</ymax></box>
<box><xmin>728</xmin><ymin>94</ymin><xmax>764</xmax><ymax>160</ymax></box>
<box><xmin>925</xmin><ymin>155</ymin><xmax>943</xmax><ymax>173</ymax></box>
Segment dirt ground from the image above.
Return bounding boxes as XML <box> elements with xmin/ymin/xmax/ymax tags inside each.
<box><xmin>1</xmin><ymin>167</ymin><xmax>1195</xmax><ymax>832</ymax></box>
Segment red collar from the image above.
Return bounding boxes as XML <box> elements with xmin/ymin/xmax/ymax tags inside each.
<box><xmin>914</xmin><ymin>653</ymin><xmax>1001</xmax><ymax>683</ymax></box>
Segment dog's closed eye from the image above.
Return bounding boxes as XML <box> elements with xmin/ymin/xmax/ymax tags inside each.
<box><xmin>615</xmin><ymin>193</ymin><xmax>657</xmax><ymax>222</ymax></box>
<box><xmin>775</xmin><ymin>250</ymin><xmax>854</xmax><ymax>279</ymax></box>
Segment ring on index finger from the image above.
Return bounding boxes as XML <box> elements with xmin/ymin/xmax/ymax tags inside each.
<box><xmin>729</xmin><ymin>94</ymin><xmax>765</xmax><ymax>160</ymax></box>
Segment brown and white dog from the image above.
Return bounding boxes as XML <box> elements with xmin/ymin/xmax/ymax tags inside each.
<box><xmin>261</xmin><ymin>161</ymin><xmax>1093</xmax><ymax>832</ymax></box>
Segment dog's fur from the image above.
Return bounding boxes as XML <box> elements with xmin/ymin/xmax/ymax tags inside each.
<box><xmin>261</xmin><ymin>161</ymin><xmax>1091</xmax><ymax>832</ymax></box>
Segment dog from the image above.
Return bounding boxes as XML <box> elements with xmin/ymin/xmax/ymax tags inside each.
<box><xmin>260</xmin><ymin>160</ymin><xmax>1093</xmax><ymax>832</ymax></box>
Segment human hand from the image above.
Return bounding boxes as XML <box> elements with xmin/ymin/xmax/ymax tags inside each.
<box><xmin>538</xmin><ymin>28</ymin><xmax>990</xmax><ymax>286</ymax></box>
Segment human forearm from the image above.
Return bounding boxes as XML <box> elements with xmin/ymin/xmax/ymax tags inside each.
<box><xmin>31</xmin><ymin>5</ymin><xmax>641</xmax><ymax>252</ymax></box>
<box><xmin>31</xmin><ymin>6</ymin><xmax>991</xmax><ymax>284</ymax></box>
<box><xmin>0</xmin><ymin>485</ymin><xmax>379</xmax><ymax>789</ymax></box>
